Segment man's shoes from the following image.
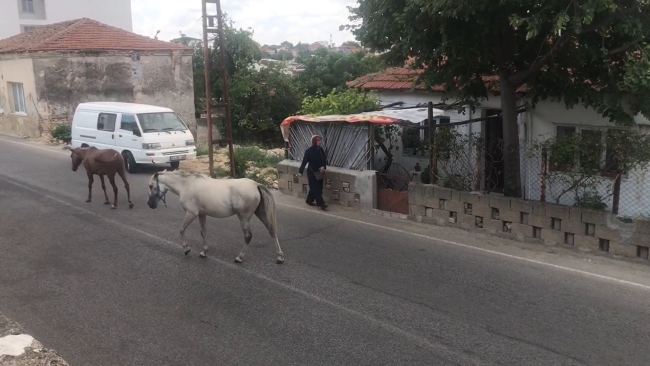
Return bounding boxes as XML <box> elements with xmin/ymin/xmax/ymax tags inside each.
<box><xmin>306</xmin><ymin>202</ymin><xmax>316</xmax><ymax>206</ymax></box>
<box><xmin>319</xmin><ymin>204</ymin><xmax>328</xmax><ymax>211</ymax></box>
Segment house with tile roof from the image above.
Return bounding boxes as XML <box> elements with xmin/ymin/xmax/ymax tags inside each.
<box><xmin>0</xmin><ymin>18</ymin><xmax>195</xmax><ymax>138</ymax></box>
<box><xmin>347</xmin><ymin>66</ymin><xmax>650</xmax><ymax>217</ymax></box>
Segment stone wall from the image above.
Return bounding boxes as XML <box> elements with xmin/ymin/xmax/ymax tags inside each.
<box><xmin>408</xmin><ymin>182</ymin><xmax>650</xmax><ymax>260</ymax></box>
<box><xmin>276</xmin><ymin>160</ymin><xmax>376</xmax><ymax>210</ymax></box>
<box><xmin>1</xmin><ymin>50</ymin><xmax>196</xmax><ymax>138</ymax></box>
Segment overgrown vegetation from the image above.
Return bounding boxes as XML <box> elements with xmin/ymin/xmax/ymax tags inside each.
<box><xmin>50</xmin><ymin>124</ymin><xmax>71</xmax><ymax>142</ymax></box>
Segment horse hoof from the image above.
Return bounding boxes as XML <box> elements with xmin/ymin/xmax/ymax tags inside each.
<box><xmin>199</xmin><ymin>252</ymin><xmax>207</xmax><ymax>258</ymax></box>
<box><xmin>129</xmin><ymin>203</ymin><xmax>134</xmax><ymax>209</ymax></box>
<box><xmin>234</xmin><ymin>257</ymin><xmax>243</xmax><ymax>264</ymax></box>
<box><xmin>276</xmin><ymin>259</ymin><xmax>284</xmax><ymax>265</ymax></box>
<box><xmin>111</xmin><ymin>206</ymin><xmax>117</xmax><ymax>209</ymax></box>
<box><xmin>104</xmin><ymin>201</ymin><xmax>110</xmax><ymax>205</ymax></box>
<box><xmin>85</xmin><ymin>199</ymin><xmax>91</xmax><ymax>203</ymax></box>
<box><xmin>184</xmin><ymin>249</ymin><xmax>191</xmax><ymax>256</ymax></box>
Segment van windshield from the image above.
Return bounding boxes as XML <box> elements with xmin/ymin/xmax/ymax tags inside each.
<box><xmin>137</xmin><ymin>112</ymin><xmax>187</xmax><ymax>132</ymax></box>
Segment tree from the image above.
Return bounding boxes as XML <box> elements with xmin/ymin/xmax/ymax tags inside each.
<box><xmin>295</xmin><ymin>48</ymin><xmax>384</xmax><ymax>96</ymax></box>
<box><xmin>295</xmin><ymin>42</ymin><xmax>311</xmax><ymax>58</ymax></box>
<box><xmin>341</xmin><ymin>41</ymin><xmax>361</xmax><ymax>48</ymax></box>
<box><xmin>346</xmin><ymin>0</ymin><xmax>650</xmax><ymax>197</ymax></box>
<box><xmin>280</xmin><ymin>41</ymin><xmax>294</xmax><ymax>48</ymax></box>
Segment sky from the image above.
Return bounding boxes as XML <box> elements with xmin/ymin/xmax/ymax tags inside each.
<box><xmin>131</xmin><ymin>0</ymin><xmax>360</xmax><ymax>46</ymax></box>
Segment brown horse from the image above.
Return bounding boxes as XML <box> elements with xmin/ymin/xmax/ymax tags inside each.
<box><xmin>70</xmin><ymin>147</ymin><xmax>134</xmax><ymax>209</ymax></box>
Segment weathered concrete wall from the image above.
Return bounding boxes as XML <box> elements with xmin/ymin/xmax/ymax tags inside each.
<box><xmin>0</xmin><ymin>57</ymin><xmax>40</xmax><ymax>137</ymax></box>
<box><xmin>21</xmin><ymin>51</ymin><xmax>196</xmax><ymax>138</ymax></box>
<box><xmin>408</xmin><ymin>182</ymin><xmax>650</xmax><ymax>261</ymax></box>
<box><xmin>276</xmin><ymin>160</ymin><xmax>377</xmax><ymax>210</ymax></box>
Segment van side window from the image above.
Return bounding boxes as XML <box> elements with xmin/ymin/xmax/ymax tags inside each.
<box><xmin>97</xmin><ymin>113</ymin><xmax>117</xmax><ymax>132</ymax></box>
<box><xmin>120</xmin><ymin>114</ymin><xmax>139</xmax><ymax>132</ymax></box>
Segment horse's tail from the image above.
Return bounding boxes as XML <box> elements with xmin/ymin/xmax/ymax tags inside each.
<box><xmin>256</xmin><ymin>185</ymin><xmax>278</xmax><ymax>238</ymax></box>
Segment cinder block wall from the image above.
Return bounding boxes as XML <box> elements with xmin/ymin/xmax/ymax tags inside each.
<box><xmin>409</xmin><ymin>182</ymin><xmax>650</xmax><ymax>261</ymax></box>
<box><xmin>277</xmin><ymin>160</ymin><xmax>376</xmax><ymax>210</ymax></box>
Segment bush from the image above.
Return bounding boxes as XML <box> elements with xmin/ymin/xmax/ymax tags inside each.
<box><xmin>51</xmin><ymin>124</ymin><xmax>71</xmax><ymax>142</ymax></box>
<box><xmin>232</xmin><ymin>146</ymin><xmax>283</xmax><ymax>178</ymax></box>
<box><xmin>196</xmin><ymin>143</ymin><xmax>209</xmax><ymax>156</ymax></box>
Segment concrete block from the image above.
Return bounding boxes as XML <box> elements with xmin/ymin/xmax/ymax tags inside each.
<box><xmin>443</xmin><ymin>200</ymin><xmax>465</xmax><ymax>214</ymax></box>
<box><xmin>581</xmin><ymin>210</ymin><xmax>608</xmax><ymax>226</ymax></box>
<box><xmin>630</xmin><ymin>232</ymin><xmax>650</xmax><ymax>247</ymax></box>
<box><xmin>511</xmin><ymin>223</ymin><xmax>534</xmax><ymax>238</ymax></box>
<box><xmin>424</xmin><ymin>196</ymin><xmax>440</xmax><ymax>209</ymax></box>
<box><xmin>425</xmin><ymin>207</ymin><xmax>434</xmax><ymax>218</ymax></box>
<box><xmin>410</xmin><ymin>192</ymin><xmax>426</xmax><ymax>206</ymax></box>
<box><xmin>459</xmin><ymin>191</ymin><xmax>483</xmax><ymax>205</ymax></box>
<box><xmin>276</xmin><ymin>163</ymin><xmax>289</xmax><ymax>174</ymax></box>
<box><xmin>595</xmin><ymin>225</ymin><xmax>621</xmax><ymax>242</ymax></box>
<box><xmin>585</xmin><ymin>223</ymin><xmax>596</xmax><ymax>236</ymax></box>
<box><xmin>409</xmin><ymin>204</ymin><xmax>425</xmax><ymax>216</ymax></box>
<box><xmin>569</xmin><ymin>208</ymin><xmax>583</xmax><ymax>222</ymax></box>
<box><xmin>510</xmin><ymin>199</ymin><xmax>533</xmax><ymax>214</ymax></box>
<box><xmin>325</xmin><ymin>171</ymin><xmax>341</xmax><ymax>183</ymax></box>
<box><xmin>541</xmin><ymin>228</ymin><xmax>564</xmax><ymax>245</ymax></box>
<box><xmin>498</xmin><ymin>209</ymin><xmax>521</xmax><ymax>223</ymax></box>
<box><xmin>431</xmin><ymin>208</ymin><xmax>451</xmax><ymax>221</ymax></box>
<box><xmin>423</xmin><ymin>185</ymin><xmax>434</xmax><ymax>198</ymax></box>
<box><xmin>610</xmin><ymin>242</ymin><xmax>637</xmax><ymax>258</ymax></box>
<box><xmin>340</xmin><ymin>191</ymin><xmax>359</xmax><ymax>207</ymax></box>
<box><xmin>408</xmin><ymin>182</ymin><xmax>423</xmax><ymax>194</ymax></box>
<box><xmin>561</xmin><ymin>220</ymin><xmax>586</xmax><ymax>235</ymax></box>
<box><xmin>633</xmin><ymin>217</ymin><xmax>650</xmax><ymax>234</ymax></box>
<box><xmin>520</xmin><ymin>212</ymin><xmax>530</xmax><ymax>225</ymax></box>
<box><xmin>529</xmin><ymin>214</ymin><xmax>552</xmax><ymax>229</ymax></box>
<box><xmin>471</xmin><ymin>204</ymin><xmax>492</xmax><ymax>219</ymax></box>
<box><xmin>458</xmin><ymin>213</ymin><xmax>475</xmax><ymax>229</ymax></box>
<box><xmin>489</xmin><ymin>196</ymin><xmax>511</xmax><ymax>211</ymax></box>
<box><xmin>433</xmin><ymin>186</ymin><xmax>453</xmax><ymax>200</ymax></box>
<box><xmin>483</xmin><ymin>219</ymin><xmax>503</xmax><ymax>233</ymax></box>
<box><xmin>564</xmin><ymin>232</ymin><xmax>575</xmax><ymax>246</ymax></box>
<box><xmin>545</xmin><ymin>204</ymin><xmax>571</xmax><ymax>220</ymax></box>
<box><xmin>575</xmin><ymin>235</ymin><xmax>600</xmax><ymax>251</ymax></box>
<box><xmin>532</xmin><ymin>203</ymin><xmax>546</xmax><ymax>216</ymax></box>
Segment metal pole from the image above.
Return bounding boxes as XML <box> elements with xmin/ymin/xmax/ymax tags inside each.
<box><xmin>201</xmin><ymin>0</ymin><xmax>214</xmax><ymax>176</ymax></box>
<box><xmin>214</xmin><ymin>0</ymin><xmax>236</xmax><ymax>178</ymax></box>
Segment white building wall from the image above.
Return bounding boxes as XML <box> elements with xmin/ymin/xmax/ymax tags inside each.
<box><xmin>370</xmin><ymin>89</ymin><xmax>650</xmax><ymax>218</ymax></box>
<box><xmin>0</xmin><ymin>0</ymin><xmax>133</xmax><ymax>39</ymax></box>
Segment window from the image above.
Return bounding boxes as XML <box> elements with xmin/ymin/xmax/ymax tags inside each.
<box><xmin>21</xmin><ymin>0</ymin><xmax>34</xmax><ymax>13</ymax></box>
<box><xmin>402</xmin><ymin>116</ymin><xmax>451</xmax><ymax>157</ymax></box>
<box><xmin>552</xmin><ymin>125</ymin><xmax>626</xmax><ymax>174</ymax></box>
<box><xmin>97</xmin><ymin>113</ymin><xmax>117</xmax><ymax>132</ymax></box>
<box><xmin>120</xmin><ymin>114</ymin><xmax>139</xmax><ymax>132</ymax></box>
<box><xmin>9</xmin><ymin>82</ymin><xmax>26</xmax><ymax>114</ymax></box>
<box><xmin>136</xmin><ymin>112</ymin><xmax>187</xmax><ymax>132</ymax></box>
<box><xmin>21</xmin><ymin>25</ymin><xmax>39</xmax><ymax>33</ymax></box>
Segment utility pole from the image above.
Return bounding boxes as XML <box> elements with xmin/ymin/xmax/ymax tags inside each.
<box><xmin>202</xmin><ymin>0</ymin><xmax>236</xmax><ymax>178</ymax></box>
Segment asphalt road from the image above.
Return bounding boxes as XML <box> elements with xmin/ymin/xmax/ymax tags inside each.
<box><xmin>1</xmin><ymin>135</ymin><xmax>650</xmax><ymax>366</ymax></box>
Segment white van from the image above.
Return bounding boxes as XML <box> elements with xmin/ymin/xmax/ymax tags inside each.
<box><xmin>70</xmin><ymin>102</ymin><xmax>197</xmax><ymax>173</ymax></box>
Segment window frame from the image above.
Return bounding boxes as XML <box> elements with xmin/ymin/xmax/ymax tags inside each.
<box><xmin>8</xmin><ymin>82</ymin><xmax>26</xmax><ymax>114</ymax></box>
<box><xmin>21</xmin><ymin>0</ymin><xmax>34</xmax><ymax>13</ymax></box>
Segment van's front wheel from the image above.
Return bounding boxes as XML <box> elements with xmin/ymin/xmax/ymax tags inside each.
<box><xmin>123</xmin><ymin>151</ymin><xmax>138</xmax><ymax>174</ymax></box>
<box><xmin>169</xmin><ymin>161</ymin><xmax>180</xmax><ymax>171</ymax></box>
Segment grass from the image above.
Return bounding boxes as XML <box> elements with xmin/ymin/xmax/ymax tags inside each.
<box><xmin>196</xmin><ymin>142</ymin><xmax>209</xmax><ymax>156</ymax></box>
<box><xmin>205</xmin><ymin>145</ymin><xmax>283</xmax><ymax>186</ymax></box>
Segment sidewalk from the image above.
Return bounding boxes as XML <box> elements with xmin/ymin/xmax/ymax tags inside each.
<box><xmin>0</xmin><ymin>311</ymin><xmax>68</xmax><ymax>366</ymax></box>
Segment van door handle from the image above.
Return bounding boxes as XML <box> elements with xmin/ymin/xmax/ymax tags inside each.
<box><xmin>112</xmin><ymin>134</ymin><xmax>114</xmax><ymax>139</ymax></box>
<box><xmin>119</xmin><ymin>134</ymin><xmax>122</xmax><ymax>137</ymax></box>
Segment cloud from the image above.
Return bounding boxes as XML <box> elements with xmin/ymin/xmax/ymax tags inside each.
<box><xmin>131</xmin><ymin>0</ymin><xmax>359</xmax><ymax>46</ymax></box>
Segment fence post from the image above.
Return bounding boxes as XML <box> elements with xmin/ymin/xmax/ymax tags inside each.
<box><xmin>428</xmin><ymin>102</ymin><xmax>438</xmax><ymax>185</ymax></box>
<box><xmin>540</xmin><ymin>147</ymin><xmax>547</xmax><ymax>203</ymax></box>
<box><xmin>612</xmin><ymin>172</ymin><xmax>622</xmax><ymax>215</ymax></box>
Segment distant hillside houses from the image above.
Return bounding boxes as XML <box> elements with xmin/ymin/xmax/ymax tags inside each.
<box><xmin>253</xmin><ymin>59</ymin><xmax>305</xmax><ymax>76</ymax></box>
<box><xmin>260</xmin><ymin>41</ymin><xmax>364</xmax><ymax>57</ymax></box>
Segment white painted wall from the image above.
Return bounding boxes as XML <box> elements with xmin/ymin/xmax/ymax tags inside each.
<box><xmin>0</xmin><ymin>0</ymin><xmax>133</xmax><ymax>39</ymax></box>
<box><xmin>370</xmin><ymin>89</ymin><xmax>650</xmax><ymax>218</ymax></box>
<box><xmin>0</xmin><ymin>56</ymin><xmax>40</xmax><ymax>136</ymax></box>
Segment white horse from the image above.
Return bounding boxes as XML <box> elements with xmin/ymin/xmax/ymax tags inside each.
<box><xmin>146</xmin><ymin>170</ymin><xmax>284</xmax><ymax>264</ymax></box>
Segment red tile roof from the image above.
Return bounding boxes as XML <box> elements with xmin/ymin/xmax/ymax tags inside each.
<box><xmin>346</xmin><ymin>67</ymin><xmax>528</xmax><ymax>93</ymax></box>
<box><xmin>0</xmin><ymin>18</ymin><xmax>192</xmax><ymax>54</ymax></box>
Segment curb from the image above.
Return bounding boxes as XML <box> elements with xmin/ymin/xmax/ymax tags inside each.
<box><xmin>0</xmin><ymin>311</ymin><xmax>69</xmax><ymax>366</ymax></box>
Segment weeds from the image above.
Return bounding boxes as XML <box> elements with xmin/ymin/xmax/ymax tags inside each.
<box><xmin>196</xmin><ymin>143</ymin><xmax>209</xmax><ymax>156</ymax></box>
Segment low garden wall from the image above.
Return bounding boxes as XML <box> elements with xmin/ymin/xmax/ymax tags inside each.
<box><xmin>408</xmin><ymin>182</ymin><xmax>650</xmax><ymax>260</ymax></box>
<box><xmin>276</xmin><ymin>160</ymin><xmax>376</xmax><ymax>210</ymax></box>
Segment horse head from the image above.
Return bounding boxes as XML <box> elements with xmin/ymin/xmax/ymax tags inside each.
<box><xmin>147</xmin><ymin>172</ymin><xmax>168</xmax><ymax>209</ymax></box>
<box><xmin>70</xmin><ymin>148</ymin><xmax>83</xmax><ymax>172</ymax></box>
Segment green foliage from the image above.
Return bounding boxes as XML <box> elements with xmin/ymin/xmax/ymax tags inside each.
<box><xmin>346</xmin><ymin>0</ymin><xmax>650</xmax><ymax>197</ymax></box>
<box><xmin>50</xmin><ymin>124</ymin><xmax>71</xmax><ymax>141</ymax></box>
<box><xmin>195</xmin><ymin>143</ymin><xmax>209</xmax><ymax>156</ymax></box>
<box><xmin>295</xmin><ymin>48</ymin><xmax>384</xmax><ymax>96</ymax></box>
<box><xmin>300</xmin><ymin>88</ymin><xmax>379</xmax><ymax>115</ymax></box>
<box><xmin>231</xmin><ymin>146</ymin><xmax>284</xmax><ymax>178</ymax></box>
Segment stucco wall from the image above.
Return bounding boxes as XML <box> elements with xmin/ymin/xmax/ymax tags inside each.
<box><xmin>5</xmin><ymin>51</ymin><xmax>197</xmax><ymax>138</ymax></box>
<box><xmin>0</xmin><ymin>57</ymin><xmax>40</xmax><ymax>136</ymax></box>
